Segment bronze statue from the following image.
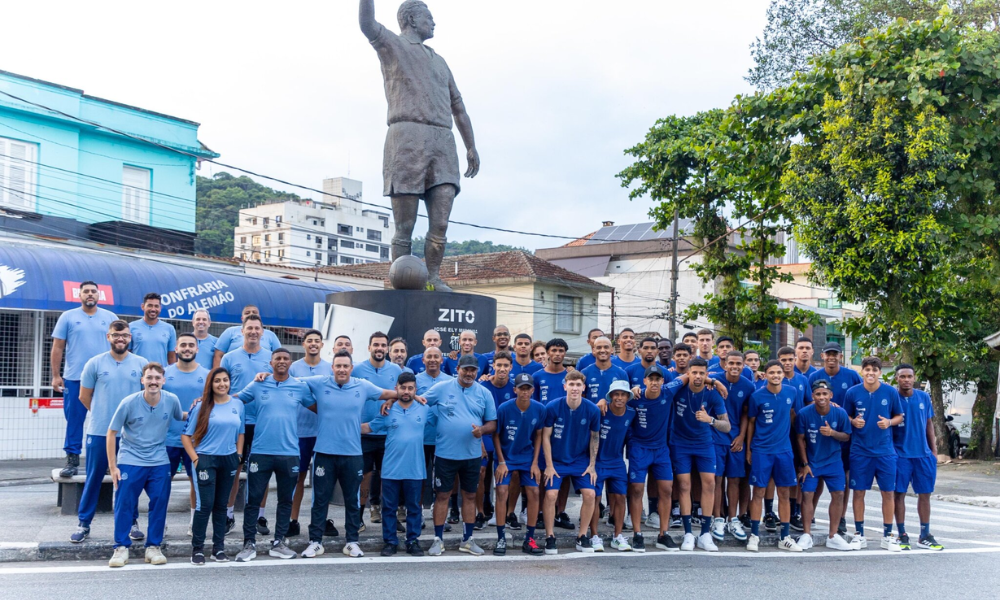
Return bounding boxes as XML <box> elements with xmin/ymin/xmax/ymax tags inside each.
<box><xmin>360</xmin><ymin>0</ymin><xmax>480</xmax><ymax>292</ymax></box>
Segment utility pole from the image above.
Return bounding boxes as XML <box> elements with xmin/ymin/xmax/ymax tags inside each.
<box><xmin>668</xmin><ymin>206</ymin><xmax>680</xmax><ymax>342</ymax></box>
<box><xmin>610</xmin><ymin>292</ymin><xmax>616</xmax><ymax>342</ymax></box>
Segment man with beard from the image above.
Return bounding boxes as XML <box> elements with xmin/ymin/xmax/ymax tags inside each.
<box><xmin>129</xmin><ymin>293</ymin><xmax>176</xmax><ymax>366</ymax></box>
<box><xmin>190</xmin><ymin>310</ymin><xmax>218</xmax><ymax>369</ymax></box>
<box><xmin>213</xmin><ymin>305</ymin><xmax>281</xmax><ymax>365</ymax></box>
<box><xmin>288</xmin><ymin>330</ymin><xmax>332</xmax><ymax>538</ymax></box>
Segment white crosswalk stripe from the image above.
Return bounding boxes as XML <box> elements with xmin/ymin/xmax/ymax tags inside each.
<box><xmin>806</xmin><ymin>495</ymin><xmax>1000</xmax><ymax>534</ymax></box>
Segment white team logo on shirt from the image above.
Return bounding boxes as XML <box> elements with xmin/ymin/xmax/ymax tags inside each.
<box><xmin>881</xmin><ymin>399</ymin><xmax>888</xmax><ymax>406</ymax></box>
<box><xmin>120</xmin><ymin>472</ymin><xmax>129</xmax><ymax>481</ymax></box>
<box><xmin>198</xmin><ymin>471</ymin><xmax>209</xmax><ymax>481</ymax></box>
<box><xmin>315</xmin><ymin>467</ymin><xmax>325</xmax><ymax>478</ymax></box>
<box><xmin>738</xmin><ymin>392</ymin><xmax>744</xmax><ymax>398</ymax></box>
<box><xmin>842</xmin><ymin>383</ymin><xmax>848</xmax><ymax>389</ymax></box>
<box><xmin>919</xmin><ymin>403</ymin><xmax>925</xmax><ymax>410</ymax></box>
<box><xmin>786</xmin><ymin>398</ymin><xmax>792</xmax><ymax>405</ymax></box>
<box><xmin>249</xmin><ymin>462</ymin><xmax>259</xmax><ymax>473</ymax></box>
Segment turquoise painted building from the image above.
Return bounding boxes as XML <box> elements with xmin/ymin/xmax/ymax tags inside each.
<box><xmin>0</xmin><ymin>70</ymin><xmax>218</xmax><ymax>234</ymax></box>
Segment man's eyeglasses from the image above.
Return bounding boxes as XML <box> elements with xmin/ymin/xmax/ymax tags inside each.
<box><xmin>109</xmin><ymin>333</ymin><xmax>131</xmax><ymax>340</ymax></box>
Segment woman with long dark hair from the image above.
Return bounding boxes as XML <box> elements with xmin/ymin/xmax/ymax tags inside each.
<box><xmin>182</xmin><ymin>367</ymin><xmax>244</xmax><ymax>564</ymax></box>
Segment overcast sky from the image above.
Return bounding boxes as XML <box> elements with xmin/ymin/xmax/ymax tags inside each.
<box><xmin>5</xmin><ymin>0</ymin><xmax>772</xmax><ymax>250</ymax></box>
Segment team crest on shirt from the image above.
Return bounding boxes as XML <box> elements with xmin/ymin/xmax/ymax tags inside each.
<box><xmin>232</xmin><ymin>408</ymin><xmax>238</xmax><ymax>415</ymax></box>
<box><xmin>120</xmin><ymin>472</ymin><xmax>129</xmax><ymax>481</ymax></box>
<box><xmin>355</xmin><ymin>392</ymin><xmax>360</xmax><ymax>398</ymax></box>
<box><xmin>660</xmin><ymin>399</ymin><xmax>666</xmax><ymax>405</ymax></box>
<box><xmin>198</xmin><ymin>471</ymin><xmax>209</xmax><ymax>481</ymax></box>
<box><xmin>531</xmin><ymin>419</ymin><xmax>537</xmax><ymax>426</ymax></box>
<box><xmin>881</xmin><ymin>399</ymin><xmax>888</xmax><ymax>406</ymax></box>
<box><xmin>919</xmin><ymin>403</ymin><xmax>925</xmax><ymax>410</ymax></box>
<box><xmin>249</xmin><ymin>462</ymin><xmax>259</xmax><ymax>473</ymax></box>
<box><xmin>262</xmin><ymin>392</ymin><xmax>270</xmax><ymax>400</ymax></box>
<box><xmin>842</xmin><ymin>383</ymin><xmax>848</xmax><ymax>389</ymax></box>
<box><xmin>580</xmin><ymin>418</ymin><xmax>587</xmax><ymax>424</ymax></box>
<box><xmin>130</xmin><ymin>370</ymin><xmax>138</xmax><ymax>377</ymax></box>
<box><xmin>786</xmin><ymin>398</ymin><xmax>791</xmax><ymax>405</ymax></box>
<box><xmin>738</xmin><ymin>392</ymin><xmax>744</xmax><ymax>398</ymax></box>
<box><xmin>162</xmin><ymin>413</ymin><xmax>168</xmax><ymax>420</ymax></box>
<box><xmin>315</xmin><ymin>467</ymin><xmax>325</xmax><ymax>477</ymax></box>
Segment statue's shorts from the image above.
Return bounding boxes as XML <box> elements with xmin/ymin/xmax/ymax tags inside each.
<box><xmin>383</xmin><ymin>121</ymin><xmax>461</xmax><ymax>199</ymax></box>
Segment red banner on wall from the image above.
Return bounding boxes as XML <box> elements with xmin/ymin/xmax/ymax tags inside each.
<box><xmin>30</xmin><ymin>398</ymin><xmax>64</xmax><ymax>414</ymax></box>
<box><xmin>62</xmin><ymin>281</ymin><xmax>115</xmax><ymax>305</ymax></box>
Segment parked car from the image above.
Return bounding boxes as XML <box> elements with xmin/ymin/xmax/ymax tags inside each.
<box><xmin>942</xmin><ymin>383</ymin><xmax>976</xmax><ymax>458</ymax></box>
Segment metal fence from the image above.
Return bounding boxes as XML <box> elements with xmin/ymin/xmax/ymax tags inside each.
<box><xmin>0</xmin><ymin>309</ymin><xmax>305</xmax><ymax>460</ymax></box>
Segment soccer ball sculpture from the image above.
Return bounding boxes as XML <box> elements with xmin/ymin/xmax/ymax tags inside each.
<box><xmin>389</xmin><ymin>255</ymin><xmax>430</xmax><ymax>291</ymax></box>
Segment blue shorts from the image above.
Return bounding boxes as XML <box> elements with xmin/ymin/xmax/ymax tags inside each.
<box><xmin>549</xmin><ymin>463</ymin><xmax>596</xmax><ymax>492</ymax></box>
<box><xmin>497</xmin><ymin>467</ymin><xmax>538</xmax><ymax>488</ymax></box>
<box><xmin>627</xmin><ymin>444</ymin><xmax>672</xmax><ymax>482</ymax></box>
<box><xmin>895</xmin><ymin>455</ymin><xmax>936</xmax><ymax>495</ymax></box>
<box><xmin>750</xmin><ymin>450</ymin><xmax>796</xmax><ymax>488</ymax></box>
<box><xmin>167</xmin><ymin>446</ymin><xmax>192</xmax><ymax>478</ymax></box>
<box><xmin>298</xmin><ymin>436</ymin><xmax>316</xmax><ymax>474</ymax></box>
<box><xmin>713</xmin><ymin>445</ymin><xmax>730</xmax><ymax>477</ymax></box>
<box><xmin>802</xmin><ymin>461</ymin><xmax>846</xmax><ymax>493</ymax></box>
<box><xmin>596</xmin><ymin>463</ymin><xmax>628</xmax><ymax>496</ymax></box>
<box><xmin>726</xmin><ymin>449</ymin><xmax>746</xmax><ymax>478</ymax></box>
<box><xmin>670</xmin><ymin>445</ymin><xmax>716</xmax><ymax>476</ymax></box>
<box><xmin>481</xmin><ymin>450</ymin><xmax>494</xmax><ymax>469</ymax></box>
<box><xmin>849</xmin><ymin>453</ymin><xmax>897</xmax><ymax>491</ymax></box>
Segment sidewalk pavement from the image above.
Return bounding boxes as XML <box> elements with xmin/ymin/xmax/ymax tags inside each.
<box><xmin>1</xmin><ymin>457</ymin><xmax>997</xmax><ymax>562</ymax></box>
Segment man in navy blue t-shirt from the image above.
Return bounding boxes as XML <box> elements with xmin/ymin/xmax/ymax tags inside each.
<box><xmin>574</xmin><ymin>328</ymin><xmax>604</xmax><ymax>372</ymax></box>
<box><xmin>845</xmin><ymin>356</ymin><xmax>904</xmax><ymax>552</ymax></box>
<box><xmin>892</xmin><ymin>364</ymin><xmax>942</xmax><ymax>551</ymax></box>
<box><xmin>795</xmin><ymin>380</ymin><xmax>852</xmax><ymax>551</ymax></box>
<box><xmin>580</xmin><ymin>337</ymin><xmax>628</xmax><ymax>403</ymax></box>
<box><xmin>777</xmin><ymin>346</ymin><xmax>810</xmax><ymax>530</ymax></box>
<box><xmin>712</xmin><ymin>351</ymin><xmax>755</xmax><ymax>543</ymax></box>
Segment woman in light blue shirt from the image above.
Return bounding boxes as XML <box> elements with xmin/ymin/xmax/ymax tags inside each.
<box><xmin>182</xmin><ymin>367</ymin><xmax>245</xmax><ymax>565</ymax></box>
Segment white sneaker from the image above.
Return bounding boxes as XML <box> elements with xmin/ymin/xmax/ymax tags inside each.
<box><xmin>342</xmin><ymin>542</ymin><xmax>364</xmax><ymax>557</ymax></box>
<box><xmin>797</xmin><ymin>532</ymin><xmax>814</xmax><ymax>550</ymax></box>
<box><xmin>487</xmin><ymin>514</ymin><xmax>497</xmax><ymax>527</ymax></box>
<box><xmin>880</xmin><ymin>534</ymin><xmax>902</xmax><ymax>552</ymax></box>
<box><xmin>611</xmin><ymin>534</ymin><xmax>632</xmax><ymax>552</ymax></box>
<box><xmin>711</xmin><ymin>517</ymin><xmax>726</xmax><ymax>541</ymax></box>
<box><xmin>696</xmin><ymin>532</ymin><xmax>719</xmax><ymax>552</ymax></box>
<box><xmin>645</xmin><ymin>512</ymin><xmax>660</xmax><ymax>529</ymax></box>
<box><xmin>728</xmin><ymin>518</ymin><xmax>747</xmax><ymax>541</ymax></box>
<box><xmin>826</xmin><ymin>533</ymin><xmax>853</xmax><ymax>551</ymax></box>
<box><xmin>851</xmin><ymin>534</ymin><xmax>867</xmax><ymax>550</ymax></box>
<box><xmin>778</xmin><ymin>536</ymin><xmax>803</xmax><ymax>552</ymax></box>
<box><xmin>144</xmin><ymin>545</ymin><xmax>167</xmax><ymax>565</ymax></box>
<box><xmin>302</xmin><ymin>541</ymin><xmax>324</xmax><ymax>558</ymax></box>
<box><xmin>680</xmin><ymin>532</ymin><xmax>696</xmax><ymax>551</ymax></box>
<box><xmin>591</xmin><ymin>535</ymin><xmax>605</xmax><ymax>552</ymax></box>
<box><xmin>108</xmin><ymin>546</ymin><xmax>129</xmax><ymax>568</ymax></box>
<box><xmin>746</xmin><ymin>533</ymin><xmax>760</xmax><ymax>552</ymax></box>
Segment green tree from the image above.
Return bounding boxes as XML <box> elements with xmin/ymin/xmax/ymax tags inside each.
<box><xmin>771</xmin><ymin>13</ymin><xmax>1000</xmax><ymax>454</ymax></box>
<box><xmin>618</xmin><ymin>110</ymin><xmax>818</xmax><ymax>347</ymax></box>
<box><xmin>195</xmin><ymin>172</ymin><xmax>303</xmax><ymax>257</ymax></box>
<box><xmin>748</xmin><ymin>0</ymin><xmax>999</xmax><ymax>89</ymax></box>
<box><xmin>410</xmin><ymin>237</ymin><xmax>530</xmax><ymax>258</ymax></box>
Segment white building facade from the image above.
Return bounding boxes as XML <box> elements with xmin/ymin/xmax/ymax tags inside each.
<box><xmin>234</xmin><ymin>177</ymin><xmax>393</xmax><ymax>268</ymax></box>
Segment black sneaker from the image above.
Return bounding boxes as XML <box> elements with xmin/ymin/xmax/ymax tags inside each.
<box><xmin>256</xmin><ymin>517</ymin><xmax>270</xmax><ymax>536</ymax></box>
<box><xmin>545</xmin><ymin>535</ymin><xmax>558</xmax><ymax>555</ymax></box>
<box><xmin>507</xmin><ymin>512</ymin><xmax>521</xmax><ymax>531</ymax></box>
<box><xmin>632</xmin><ymin>533</ymin><xmax>646</xmax><ymax>553</ymax></box>
<box><xmin>129</xmin><ymin>521</ymin><xmax>144</xmax><ymax>541</ymax></box>
<box><xmin>575</xmin><ymin>535</ymin><xmax>593</xmax><ymax>552</ymax></box>
<box><xmin>396</xmin><ymin>521</ymin><xmax>405</xmax><ymax>533</ymax></box>
<box><xmin>555</xmin><ymin>512</ymin><xmax>574</xmax><ymax>530</ymax></box>
<box><xmin>380</xmin><ymin>544</ymin><xmax>397</xmax><ymax>557</ymax></box>
<box><xmin>898</xmin><ymin>532</ymin><xmax>911</xmax><ymax>550</ymax></box>
<box><xmin>656</xmin><ymin>533</ymin><xmax>679</xmax><ymax>552</ymax></box>
<box><xmin>59</xmin><ymin>454</ymin><xmax>80</xmax><ymax>478</ymax></box>
<box><xmin>447</xmin><ymin>509</ymin><xmax>461</xmax><ymax>524</ymax></box>
<box><xmin>212</xmin><ymin>550</ymin><xmax>229</xmax><ymax>562</ymax></box>
<box><xmin>443</xmin><ymin>523</ymin><xmax>452</xmax><ymax>533</ymax></box>
<box><xmin>599</xmin><ymin>502</ymin><xmax>607</xmax><ymax>519</ymax></box>
<box><xmin>493</xmin><ymin>537</ymin><xmax>507</xmax><ymax>556</ymax></box>
<box><xmin>406</xmin><ymin>542</ymin><xmax>424</xmax><ymax>556</ymax></box>
<box><xmin>226</xmin><ymin>516</ymin><xmax>236</xmax><ymax>534</ymax></box>
<box><xmin>483</xmin><ymin>499</ymin><xmax>494</xmax><ymax>520</ymax></box>
<box><xmin>764</xmin><ymin>512</ymin><xmax>778</xmax><ymax>533</ymax></box>
<box><xmin>522</xmin><ymin>536</ymin><xmax>544</xmax><ymax>555</ymax></box>
<box><xmin>287</xmin><ymin>520</ymin><xmax>301</xmax><ymax>537</ymax></box>
<box><xmin>789</xmin><ymin>514</ymin><xmax>805</xmax><ymax>532</ymax></box>
<box><xmin>837</xmin><ymin>517</ymin><xmax>848</xmax><ymax>536</ymax></box>
<box><xmin>191</xmin><ymin>550</ymin><xmax>205</xmax><ymax>565</ymax></box>
<box><xmin>739</xmin><ymin>513</ymin><xmax>751</xmax><ymax>529</ymax></box>
<box><xmin>917</xmin><ymin>534</ymin><xmax>943</xmax><ymax>551</ymax></box>
<box><xmin>474</xmin><ymin>513</ymin><xmax>487</xmax><ymax>530</ymax></box>
<box><xmin>536</xmin><ymin>514</ymin><xmax>545</xmax><ymax>530</ymax></box>
<box><xmin>324</xmin><ymin>519</ymin><xmax>339</xmax><ymax>537</ymax></box>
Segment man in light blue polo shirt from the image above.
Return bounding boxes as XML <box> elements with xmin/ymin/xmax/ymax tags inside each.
<box><xmin>106</xmin><ymin>363</ymin><xmax>183</xmax><ymax>568</ymax></box>
<box><xmin>298</xmin><ymin>350</ymin><xmax>400</xmax><ymax>560</ymax></box>
<box><xmin>71</xmin><ymin>320</ymin><xmax>148</xmax><ymax>544</ymax></box>
<box><xmin>363</xmin><ymin>371</ymin><xmax>430</xmax><ymax>557</ymax></box>
<box><xmin>163</xmin><ymin>333</ymin><xmax>208</xmax><ymax>534</ymax></box>
<box><xmin>220</xmin><ymin>315</ymin><xmax>273</xmax><ymax>533</ymax></box>
<box><xmin>51</xmin><ymin>280</ymin><xmax>117</xmax><ymax>477</ymax></box>
<box><xmin>212</xmin><ymin>304</ymin><xmax>282</xmax><ymax>366</ymax></box>
<box><xmin>129</xmin><ymin>293</ymin><xmax>177</xmax><ymax>366</ymax></box>
<box><xmin>424</xmin><ymin>354</ymin><xmax>497</xmax><ymax>557</ymax></box>
<box><xmin>288</xmin><ymin>329</ymin><xmax>332</xmax><ymax>538</ymax></box>
<box><xmin>415</xmin><ymin>346</ymin><xmax>452</xmax><ymax>512</ymax></box>
<box><xmin>354</xmin><ymin>331</ymin><xmax>403</xmax><ymax>529</ymax></box>
<box><xmin>191</xmin><ymin>309</ymin><xmax>218</xmax><ymax>370</ymax></box>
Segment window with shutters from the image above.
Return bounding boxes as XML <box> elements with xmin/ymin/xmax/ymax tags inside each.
<box><xmin>0</xmin><ymin>137</ymin><xmax>38</xmax><ymax>211</ymax></box>
<box><xmin>122</xmin><ymin>166</ymin><xmax>151</xmax><ymax>224</ymax></box>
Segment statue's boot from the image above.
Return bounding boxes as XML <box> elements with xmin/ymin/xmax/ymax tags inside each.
<box><xmin>424</xmin><ymin>236</ymin><xmax>453</xmax><ymax>292</ymax></box>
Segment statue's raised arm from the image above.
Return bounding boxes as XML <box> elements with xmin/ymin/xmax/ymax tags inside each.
<box><xmin>360</xmin><ymin>0</ymin><xmax>379</xmax><ymax>40</ymax></box>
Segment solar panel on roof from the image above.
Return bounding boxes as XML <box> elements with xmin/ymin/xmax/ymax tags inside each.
<box><xmin>584</xmin><ymin>220</ymin><xmax>696</xmax><ymax>245</ymax></box>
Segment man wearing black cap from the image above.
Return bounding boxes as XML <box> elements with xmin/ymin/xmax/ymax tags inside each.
<box><xmin>795</xmin><ymin>379</ymin><xmax>853</xmax><ymax>550</ymax></box>
<box><xmin>492</xmin><ymin>372</ymin><xmax>546</xmax><ymax>556</ymax></box>
<box><xmin>807</xmin><ymin>342</ymin><xmax>862</xmax><ymax>535</ymax></box>
<box><xmin>421</xmin><ymin>353</ymin><xmax>497</xmax><ymax>556</ymax></box>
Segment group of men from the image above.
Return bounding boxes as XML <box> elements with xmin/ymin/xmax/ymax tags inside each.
<box><xmin>50</xmin><ymin>284</ymin><xmax>943</xmax><ymax>566</ymax></box>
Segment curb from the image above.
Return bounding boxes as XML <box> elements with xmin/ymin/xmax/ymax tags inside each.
<box><xmin>1</xmin><ymin>531</ymin><xmax>779</xmax><ymax>563</ymax></box>
<box><xmin>931</xmin><ymin>494</ymin><xmax>1000</xmax><ymax>509</ymax></box>
<box><xmin>0</xmin><ymin>478</ymin><xmax>52</xmax><ymax>488</ymax></box>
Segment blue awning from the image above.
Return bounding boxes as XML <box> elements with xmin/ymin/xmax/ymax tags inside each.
<box><xmin>0</xmin><ymin>245</ymin><xmax>351</xmax><ymax>328</ymax></box>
